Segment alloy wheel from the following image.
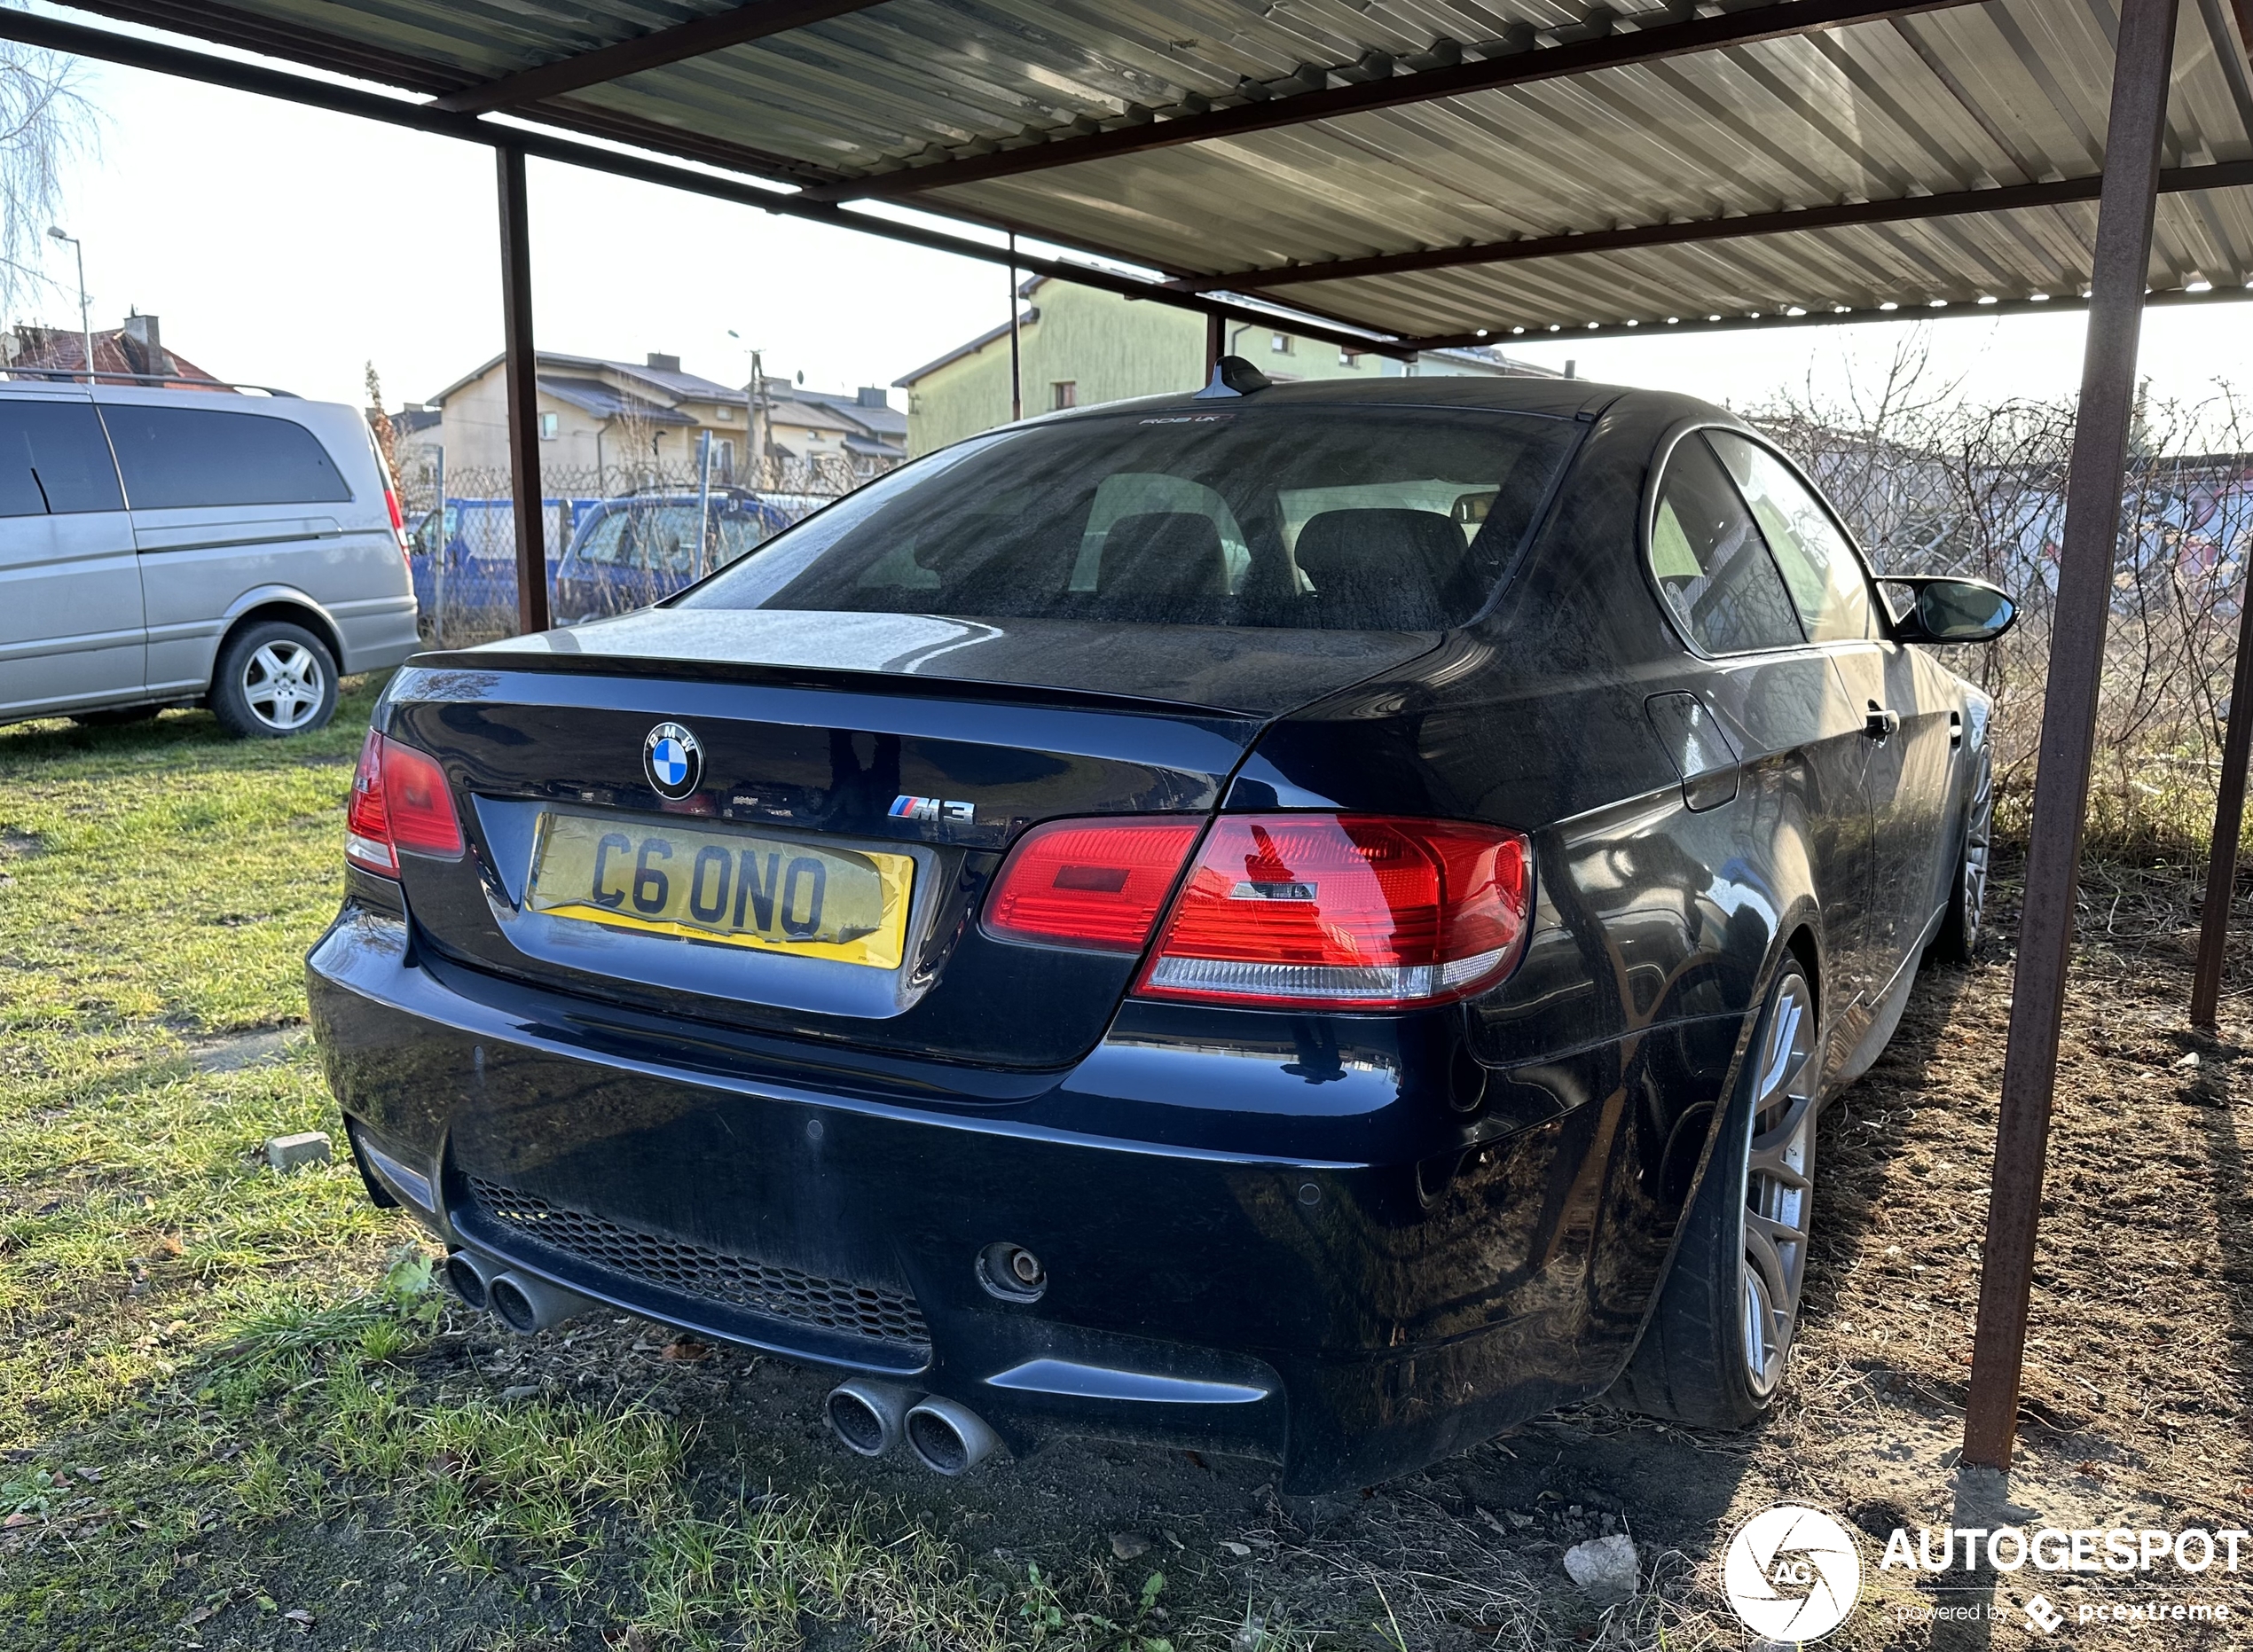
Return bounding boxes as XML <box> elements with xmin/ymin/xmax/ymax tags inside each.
<box><xmin>241</xmin><ymin>639</ymin><xmax>326</xmax><ymax>732</ymax></box>
<box><xmin>1739</xmin><ymin>973</ymin><xmax>1818</xmax><ymax>1397</ymax></box>
<box><xmin>1961</xmin><ymin>750</ymin><xmax>1993</xmax><ymax>953</ymax></box>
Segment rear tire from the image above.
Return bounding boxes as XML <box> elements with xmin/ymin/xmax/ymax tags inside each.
<box><xmin>209</xmin><ymin>621</ymin><xmax>337</xmax><ymax>739</ymax></box>
<box><xmin>1934</xmin><ymin>745</ymin><xmax>1991</xmax><ymax>963</ymax></box>
<box><xmin>1613</xmin><ymin>964</ymin><xmax>1819</xmax><ymax>1429</ymax></box>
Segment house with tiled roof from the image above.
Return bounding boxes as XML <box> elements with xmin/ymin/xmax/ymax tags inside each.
<box><xmin>426</xmin><ymin>349</ymin><xmax>749</xmax><ymax>489</ymax></box>
<box><xmin>4</xmin><ymin>312</ymin><xmax>227</xmax><ymax>390</ymax></box>
<box><xmin>425</xmin><ymin>348</ymin><xmax>904</xmax><ymax>490</ymax></box>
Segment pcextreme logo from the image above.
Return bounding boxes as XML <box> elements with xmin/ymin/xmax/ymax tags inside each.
<box><xmin>1722</xmin><ymin>1504</ymin><xmax>1864</xmax><ymax>1641</ymax></box>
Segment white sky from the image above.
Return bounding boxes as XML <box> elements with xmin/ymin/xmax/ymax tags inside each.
<box><xmin>23</xmin><ymin>34</ymin><xmax>2253</xmax><ymax>419</ymax></box>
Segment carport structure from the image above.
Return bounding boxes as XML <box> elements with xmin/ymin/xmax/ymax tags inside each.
<box><xmin>12</xmin><ymin>0</ymin><xmax>2250</xmax><ymax>1475</ymax></box>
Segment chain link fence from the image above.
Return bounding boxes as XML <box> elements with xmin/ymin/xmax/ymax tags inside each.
<box><xmin>402</xmin><ymin>460</ymin><xmax>855</xmax><ymax>648</ymax></box>
<box><xmin>1753</xmin><ymin>343</ymin><xmax>2253</xmax><ymax>859</ymax></box>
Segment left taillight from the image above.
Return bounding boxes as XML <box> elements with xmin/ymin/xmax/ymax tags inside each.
<box><xmin>384</xmin><ymin>484</ymin><xmax>411</xmax><ymax>563</ymax></box>
<box><xmin>346</xmin><ymin>730</ymin><xmax>463</xmax><ymax>877</ymax></box>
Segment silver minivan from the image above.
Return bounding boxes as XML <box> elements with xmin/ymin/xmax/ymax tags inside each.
<box><xmin>0</xmin><ymin>381</ymin><xmax>420</xmax><ymax>737</ymax></box>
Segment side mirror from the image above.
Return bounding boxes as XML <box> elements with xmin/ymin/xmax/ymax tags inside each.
<box><xmin>1884</xmin><ymin>576</ymin><xmax>2016</xmax><ymax>644</ymax></box>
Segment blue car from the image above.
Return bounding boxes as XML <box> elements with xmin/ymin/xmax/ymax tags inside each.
<box><xmin>408</xmin><ymin>498</ymin><xmax>601</xmax><ymax>629</ymax></box>
<box><xmin>310</xmin><ymin>366</ymin><xmax>2011</xmax><ymax>1489</ymax></box>
<box><xmin>553</xmin><ymin>491</ymin><xmax>797</xmax><ymax>624</ymax></box>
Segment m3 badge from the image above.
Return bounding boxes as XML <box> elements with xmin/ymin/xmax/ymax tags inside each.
<box><xmin>890</xmin><ymin>794</ymin><xmax>975</xmax><ymax>824</ymax></box>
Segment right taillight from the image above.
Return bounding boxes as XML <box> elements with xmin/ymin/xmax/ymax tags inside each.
<box><xmin>1135</xmin><ymin>814</ymin><xmax>1530</xmax><ymax>1010</ymax></box>
<box><xmin>345</xmin><ymin>730</ymin><xmax>463</xmax><ymax>877</ymax></box>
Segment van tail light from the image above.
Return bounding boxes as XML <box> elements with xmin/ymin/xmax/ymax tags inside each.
<box><xmin>383</xmin><ymin>483</ymin><xmax>411</xmax><ymax>562</ymax></box>
<box><xmin>346</xmin><ymin>730</ymin><xmax>464</xmax><ymax>876</ymax></box>
<box><xmin>1135</xmin><ymin>815</ymin><xmax>1531</xmax><ymax>1010</ymax></box>
<box><xmin>981</xmin><ymin>817</ymin><xmax>1204</xmax><ymax>951</ymax></box>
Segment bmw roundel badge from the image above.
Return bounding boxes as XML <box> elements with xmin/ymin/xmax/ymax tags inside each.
<box><xmin>642</xmin><ymin>722</ymin><xmax>703</xmax><ymax>800</ymax></box>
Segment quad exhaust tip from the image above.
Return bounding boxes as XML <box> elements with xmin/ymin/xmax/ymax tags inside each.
<box><xmin>444</xmin><ymin>1248</ymin><xmax>498</xmax><ymax>1311</ymax></box>
<box><xmin>486</xmin><ymin>1268</ymin><xmax>597</xmax><ymax>1335</ymax></box>
<box><xmin>905</xmin><ymin>1396</ymin><xmax>999</xmax><ymax>1476</ymax></box>
<box><xmin>448</xmin><ymin>1249</ymin><xmax>596</xmax><ymax>1335</ymax></box>
<box><xmin>825</xmin><ymin>1378</ymin><xmax>919</xmax><ymax>1458</ymax></box>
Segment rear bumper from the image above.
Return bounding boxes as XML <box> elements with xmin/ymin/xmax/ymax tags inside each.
<box><xmin>309</xmin><ymin>900</ymin><xmax>1734</xmax><ymax>1489</ymax></box>
<box><xmin>334</xmin><ymin>594</ymin><xmax>421</xmax><ymax>675</ymax></box>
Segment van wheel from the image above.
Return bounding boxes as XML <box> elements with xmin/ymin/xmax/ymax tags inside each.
<box><xmin>1612</xmin><ymin>964</ymin><xmax>1819</xmax><ymax>1429</ymax></box>
<box><xmin>210</xmin><ymin>621</ymin><xmax>337</xmax><ymax>738</ymax></box>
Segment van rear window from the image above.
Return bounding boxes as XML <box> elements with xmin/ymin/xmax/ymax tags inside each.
<box><xmin>679</xmin><ymin>406</ymin><xmax>1578</xmax><ymax>631</ymax></box>
<box><xmin>100</xmin><ymin>404</ymin><xmax>350</xmax><ymax>510</ymax></box>
<box><xmin>0</xmin><ymin>401</ymin><xmax>124</xmax><ymax>515</ymax></box>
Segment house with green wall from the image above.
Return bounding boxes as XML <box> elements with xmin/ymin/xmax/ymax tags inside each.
<box><xmin>894</xmin><ymin>278</ymin><xmax>1558</xmax><ymax>458</ymax></box>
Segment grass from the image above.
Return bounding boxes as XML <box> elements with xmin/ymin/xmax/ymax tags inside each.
<box><xmin>12</xmin><ymin>685</ymin><xmax>2238</xmax><ymax>1649</ymax></box>
<box><xmin>0</xmin><ymin>685</ymin><xmax>1205</xmax><ymax>1648</ymax></box>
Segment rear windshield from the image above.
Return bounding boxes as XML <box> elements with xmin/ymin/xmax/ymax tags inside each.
<box><xmin>677</xmin><ymin>405</ymin><xmax>1578</xmax><ymax>630</ymax></box>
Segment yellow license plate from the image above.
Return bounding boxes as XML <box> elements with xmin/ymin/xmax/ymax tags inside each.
<box><xmin>528</xmin><ymin>811</ymin><xmax>915</xmax><ymax>970</ymax></box>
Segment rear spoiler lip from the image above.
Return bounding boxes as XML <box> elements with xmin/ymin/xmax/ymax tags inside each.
<box><xmin>394</xmin><ymin>644</ymin><xmax>1272</xmax><ymax>725</ymax></box>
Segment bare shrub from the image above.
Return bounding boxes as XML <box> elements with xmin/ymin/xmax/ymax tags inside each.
<box><xmin>1751</xmin><ymin>335</ymin><xmax>2253</xmax><ymax>860</ymax></box>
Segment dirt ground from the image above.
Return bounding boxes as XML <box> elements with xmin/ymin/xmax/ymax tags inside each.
<box><xmin>6</xmin><ymin>849</ymin><xmax>2252</xmax><ymax>1649</ymax></box>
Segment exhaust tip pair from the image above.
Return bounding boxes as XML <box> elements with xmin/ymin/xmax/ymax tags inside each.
<box><xmin>825</xmin><ymin>1379</ymin><xmax>997</xmax><ymax>1476</ymax></box>
<box><xmin>444</xmin><ymin>1248</ymin><xmax>595</xmax><ymax>1335</ymax></box>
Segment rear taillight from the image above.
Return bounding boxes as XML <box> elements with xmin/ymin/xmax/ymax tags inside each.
<box><xmin>981</xmin><ymin>817</ymin><xmax>1204</xmax><ymax>950</ymax></box>
<box><xmin>384</xmin><ymin>485</ymin><xmax>411</xmax><ymax>561</ymax></box>
<box><xmin>346</xmin><ymin>730</ymin><xmax>463</xmax><ymax>877</ymax></box>
<box><xmin>1135</xmin><ymin>814</ymin><xmax>1530</xmax><ymax>1009</ymax></box>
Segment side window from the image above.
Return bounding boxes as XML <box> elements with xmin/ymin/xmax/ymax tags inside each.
<box><xmin>1706</xmin><ymin>431</ymin><xmax>1873</xmax><ymax>642</ymax></box>
<box><xmin>99</xmin><ymin>404</ymin><xmax>352</xmax><ymax>510</ymax></box>
<box><xmin>1648</xmin><ymin>435</ymin><xmax>1805</xmax><ymax>654</ymax></box>
<box><xmin>0</xmin><ymin>400</ymin><xmax>125</xmax><ymax>516</ymax></box>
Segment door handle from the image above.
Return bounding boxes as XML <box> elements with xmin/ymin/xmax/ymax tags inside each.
<box><xmin>1864</xmin><ymin>701</ymin><xmax>1901</xmax><ymax>741</ymax></box>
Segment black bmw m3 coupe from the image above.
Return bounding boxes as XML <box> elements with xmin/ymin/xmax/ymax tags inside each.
<box><xmin>309</xmin><ymin>365</ymin><xmax>2012</xmax><ymax>1489</ymax></box>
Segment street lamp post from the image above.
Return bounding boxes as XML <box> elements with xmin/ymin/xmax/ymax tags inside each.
<box><xmin>728</xmin><ymin>330</ymin><xmax>763</xmax><ymax>489</ymax></box>
<box><xmin>46</xmin><ymin>226</ymin><xmax>92</xmax><ymax>383</ymax></box>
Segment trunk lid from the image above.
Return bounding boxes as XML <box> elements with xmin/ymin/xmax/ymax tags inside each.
<box><xmin>380</xmin><ymin>611</ymin><xmax>1437</xmax><ymax>1068</ymax></box>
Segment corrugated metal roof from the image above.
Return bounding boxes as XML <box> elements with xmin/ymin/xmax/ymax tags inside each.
<box><xmin>60</xmin><ymin>0</ymin><xmax>2253</xmax><ymax>342</ymax></box>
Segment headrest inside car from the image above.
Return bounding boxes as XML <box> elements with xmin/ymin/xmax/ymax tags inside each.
<box><xmin>1293</xmin><ymin>508</ymin><xmax>1464</xmax><ymax>629</ymax></box>
<box><xmin>1097</xmin><ymin>512</ymin><xmax>1229</xmax><ymax>600</ymax></box>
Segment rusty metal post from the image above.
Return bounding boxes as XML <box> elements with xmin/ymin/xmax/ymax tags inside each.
<box><xmin>2191</xmin><ymin>575</ymin><xmax>2253</xmax><ymax>1027</ymax></box>
<box><xmin>496</xmin><ymin>144</ymin><xmax>549</xmax><ymax>635</ymax></box>
<box><xmin>1205</xmin><ymin>310</ymin><xmax>1225</xmax><ymax>378</ymax></box>
<box><xmin>1961</xmin><ymin>0</ymin><xmax>2178</xmax><ymax>1470</ymax></box>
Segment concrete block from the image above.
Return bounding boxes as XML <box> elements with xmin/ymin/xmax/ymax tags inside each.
<box><xmin>265</xmin><ymin>1131</ymin><xmax>333</xmax><ymax>1172</ymax></box>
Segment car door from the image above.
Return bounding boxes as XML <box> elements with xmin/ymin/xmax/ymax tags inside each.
<box><xmin>1707</xmin><ymin>431</ymin><xmax>1951</xmax><ymax>996</ymax></box>
<box><xmin>0</xmin><ymin>395</ymin><xmax>141</xmax><ymax>717</ymax></box>
<box><xmin>98</xmin><ymin>396</ymin><xmax>357</xmax><ymax>698</ymax></box>
<box><xmin>1645</xmin><ymin>432</ymin><xmax>1882</xmax><ymax>1058</ymax></box>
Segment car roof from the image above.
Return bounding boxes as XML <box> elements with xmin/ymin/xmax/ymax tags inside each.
<box><xmin>1028</xmin><ymin>371</ymin><xmax>1724</xmax><ymax>430</ymax></box>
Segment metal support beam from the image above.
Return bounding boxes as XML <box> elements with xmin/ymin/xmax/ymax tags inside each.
<box><xmin>1174</xmin><ymin>161</ymin><xmax>2253</xmax><ymax>296</ymax></box>
<box><xmin>0</xmin><ymin>10</ymin><xmax>1417</xmax><ymax>363</ymax></box>
<box><xmin>1205</xmin><ymin>312</ymin><xmax>1226</xmax><ymax>377</ymax></box>
<box><xmin>2191</xmin><ymin>0</ymin><xmax>2253</xmax><ymax>1030</ymax></box>
<box><xmin>806</xmin><ymin>0</ymin><xmax>1982</xmax><ymax>203</ymax></box>
<box><xmin>495</xmin><ymin>145</ymin><xmax>549</xmax><ymax>637</ymax></box>
<box><xmin>431</xmin><ymin>1</ymin><xmax>890</xmax><ymax>114</ymax></box>
<box><xmin>1008</xmin><ymin>234</ymin><xmax>1023</xmax><ymax>422</ymax></box>
<box><xmin>2191</xmin><ymin>580</ymin><xmax>2253</xmax><ymax>1027</ymax></box>
<box><xmin>1961</xmin><ymin>0</ymin><xmax>2178</xmax><ymax>1473</ymax></box>
<box><xmin>1399</xmin><ymin>282</ymin><xmax>2253</xmax><ymax>353</ymax></box>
